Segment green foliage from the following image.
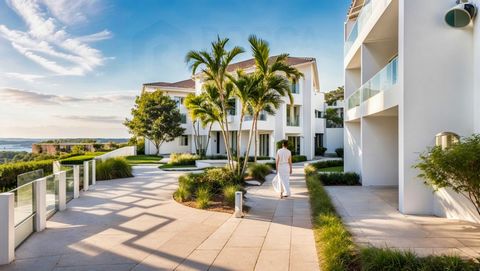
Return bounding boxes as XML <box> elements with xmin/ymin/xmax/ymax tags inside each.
<box><xmin>415</xmin><ymin>134</ymin><xmax>480</xmax><ymax>215</ymax></box>
<box><xmin>71</xmin><ymin>145</ymin><xmax>86</xmax><ymax>154</ymax></box>
<box><xmin>196</xmin><ymin>186</ymin><xmax>211</xmax><ymax>209</ymax></box>
<box><xmin>0</xmin><ymin>160</ymin><xmax>54</xmax><ymax>191</ymax></box>
<box><xmin>96</xmin><ymin>158</ymin><xmax>133</xmax><ymax>181</ymax></box>
<box><xmin>335</xmin><ymin>148</ymin><xmax>344</xmax><ymax>159</ymax></box>
<box><xmin>292</xmin><ymin>155</ymin><xmax>307</xmax><ymax>163</ymax></box>
<box><xmin>60</xmin><ymin>152</ymin><xmax>105</xmax><ymax>165</ymax></box>
<box><xmin>316</xmin><ymin>147</ymin><xmax>327</xmax><ymax>156</ymax></box>
<box><xmin>306</xmin><ymin>160</ymin><xmax>344</xmax><ymax>176</ymax></box>
<box><xmin>128</xmin><ymin>137</ymin><xmax>145</xmax><ymax>155</ymax></box>
<box><xmin>276</xmin><ymin>140</ymin><xmax>294</xmax><ymax>151</ymax></box>
<box><xmin>125</xmin><ymin>155</ymin><xmax>163</xmax><ymax>165</ymax></box>
<box><xmin>306</xmin><ymin>172</ymin><xmax>357</xmax><ymax>271</ymax></box>
<box><xmin>169</xmin><ymin>153</ymin><xmax>200</xmax><ymax>166</ymax></box>
<box><xmin>317</xmin><ymin>172</ymin><xmax>360</xmax><ymax>186</ymax></box>
<box><xmin>325</xmin><ymin>86</ymin><xmax>344</xmax><ymax>106</ymax></box>
<box><xmin>223</xmin><ymin>184</ymin><xmax>240</xmax><ymax>206</ymax></box>
<box><xmin>360</xmin><ymin>247</ymin><xmax>479</xmax><ymax>271</ymax></box>
<box><xmin>174</xmin><ymin>184</ymin><xmax>191</xmax><ymax>202</ymax></box>
<box><xmin>325</xmin><ymin>108</ymin><xmax>343</xmax><ymax>128</ymax></box>
<box><xmin>318</xmin><ymin>166</ymin><xmax>344</xmax><ymax>173</ymax></box>
<box><xmin>246</xmin><ymin>163</ymin><xmax>272</xmax><ymax>182</ymax></box>
<box><xmin>124</xmin><ymin>90</ymin><xmax>185</xmax><ymax>155</ymax></box>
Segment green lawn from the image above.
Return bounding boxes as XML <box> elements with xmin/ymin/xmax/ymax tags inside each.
<box><xmin>317</xmin><ymin>166</ymin><xmax>343</xmax><ymax>173</ymax></box>
<box><xmin>125</xmin><ymin>155</ymin><xmax>163</xmax><ymax>165</ymax></box>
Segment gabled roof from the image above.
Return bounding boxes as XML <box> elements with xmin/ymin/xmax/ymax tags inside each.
<box><xmin>143</xmin><ymin>79</ymin><xmax>195</xmax><ymax>89</ymax></box>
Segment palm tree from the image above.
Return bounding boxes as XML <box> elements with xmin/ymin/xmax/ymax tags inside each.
<box><xmin>247</xmin><ymin>35</ymin><xmax>303</xmax><ymax>161</ymax></box>
<box><xmin>184</xmin><ymin>93</ymin><xmax>219</xmax><ymax>156</ymax></box>
<box><xmin>185</xmin><ymin>37</ymin><xmax>244</xmax><ymax>169</ymax></box>
<box><xmin>229</xmin><ymin>70</ymin><xmax>262</xmax><ymax>174</ymax></box>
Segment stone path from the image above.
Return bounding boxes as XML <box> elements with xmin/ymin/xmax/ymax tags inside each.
<box><xmin>1</xmin><ymin>164</ymin><xmax>319</xmax><ymax>271</ymax></box>
<box><xmin>326</xmin><ymin>186</ymin><xmax>480</xmax><ymax>259</ymax></box>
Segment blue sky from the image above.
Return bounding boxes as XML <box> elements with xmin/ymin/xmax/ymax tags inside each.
<box><xmin>0</xmin><ymin>0</ymin><xmax>350</xmax><ymax>138</ymax></box>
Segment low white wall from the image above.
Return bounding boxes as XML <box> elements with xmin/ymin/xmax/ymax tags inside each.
<box><xmin>434</xmin><ymin>188</ymin><xmax>480</xmax><ymax>224</ymax></box>
<box><xmin>325</xmin><ymin>128</ymin><xmax>344</xmax><ymax>154</ymax></box>
<box><xmin>96</xmin><ymin>146</ymin><xmax>137</xmax><ymax>161</ymax></box>
<box><xmin>145</xmin><ymin>137</ymin><xmax>191</xmax><ymax>155</ymax></box>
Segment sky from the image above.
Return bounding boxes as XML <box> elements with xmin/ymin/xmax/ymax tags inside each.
<box><xmin>0</xmin><ymin>0</ymin><xmax>351</xmax><ymax>138</ymax></box>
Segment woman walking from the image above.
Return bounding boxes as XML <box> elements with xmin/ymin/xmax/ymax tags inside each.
<box><xmin>273</xmin><ymin>140</ymin><xmax>292</xmax><ymax>199</ymax></box>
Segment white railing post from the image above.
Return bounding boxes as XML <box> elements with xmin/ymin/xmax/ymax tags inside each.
<box><xmin>73</xmin><ymin>165</ymin><xmax>80</xmax><ymax>199</ymax></box>
<box><xmin>58</xmin><ymin>171</ymin><xmax>67</xmax><ymax>211</ymax></box>
<box><xmin>34</xmin><ymin>178</ymin><xmax>46</xmax><ymax>232</ymax></box>
<box><xmin>91</xmin><ymin>160</ymin><xmax>96</xmax><ymax>187</ymax></box>
<box><xmin>0</xmin><ymin>193</ymin><xmax>14</xmax><ymax>264</ymax></box>
<box><xmin>83</xmin><ymin>161</ymin><xmax>89</xmax><ymax>191</ymax></box>
<box><xmin>234</xmin><ymin>191</ymin><xmax>243</xmax><ymax>218</ymax></box>
<box><xmin>52</xmin><ymin>161</ymin><xmax>61</xmax><ymax>174</ymax></box>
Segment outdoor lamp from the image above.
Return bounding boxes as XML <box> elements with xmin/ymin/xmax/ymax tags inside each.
<box><xmin>445</xmin><ymin>0</ymin><xmax>477</xmax><ymax>28</ymax></box>
<box><xmin>435</xmin><ymin>132</ymin><xmax>460</xmax><ymax>150</ymax></box>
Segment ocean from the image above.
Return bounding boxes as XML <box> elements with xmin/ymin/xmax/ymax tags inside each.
<box><xmin>0</xmin><ymin>144</ymin><xmax>32</xmax><ymax>152</ymax></box>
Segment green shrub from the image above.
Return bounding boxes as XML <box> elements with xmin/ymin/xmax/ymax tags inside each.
<box><xmin>201</xmin><ymin>167</ymin><xmax>240</xmax><ymax>192</ymax></box>
<box><xmin>316</xmin><ymin>147</ymin><xmax>327</xmax><ymax>156</ymax></box>
<box><xmin>306</xmin><ymin>173</ymin><xmax>357</xmax><ymax>271</ymax></box>
<box><xmin>247</xmin><ymin>163</ymin><xmax>272</xmax><ymax>182</ymax></box>
<box><xmin>196</xmin><ymin>186</ymin><xmax>211</xmax><ymax>209</ymax></box>
<box><xmin>292</xmin><ymin>155</ymin><xmax>307</xmax><ymax>163</ymax></box>
<box><xmin>335</xmin><ymin>148</ymin><xmax>344</xmax><ymax>158</ymax></box>
<box><xmin>223</xmin><ymin>184</ymin><xmax>240</xmax><ymax>206</ymax></box>
<box><xmin>174</xmin><ymin>184</ymin><xmax>191</xmax><ymax>202</ymax></box>
<box><xmin>96</xmin><ymin>158</ymin><xmax>133</xmax><ymax>181</ymax></box>
<box><xmin>265</xmin><ymin>162</ymin><xmax>276</xmax><ymax>170</ymax></box>
<box><xmin>60</xmin><ymin>152</ymin><xmax>105</xmax><ymax>165</ymax></box>
<box><xmin>317</xmin><ymin>172</ymin><xmax>360</xmax><ymax>186</ymax></box>
<box><xmin>276</xmin><ymin>140</ymin><xmax>294</xmax><ymax>152</ymax></box>
<box><xmin>0</xmin><ymin>160</ymin><xmax>54</xmax><ymax>191</ymax></box>
<box><xmin>360</xmin><ymin>247</ymin><xmax>479</xmax><ymax>271</ymax></box>
<box><xmin>311</xmin><ymin>160</ymin><xmax>344</xmax><ymax>170</ymax></box>
<box><xmin>169</xmin><ymin>153</ymin><xmax>200</xmax><ymax>166</ymax></box>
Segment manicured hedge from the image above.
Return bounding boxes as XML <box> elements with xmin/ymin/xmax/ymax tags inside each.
<box><xmin>292</xmin><ymin>155</ymin><xmax>307</xmax><ymax>163</ymax></box>
<box><xmin>317</xmin><ymin>172</ymin><xmax>360</xmax><ymax>186</ymax></box>
<box><xmin>0</xmin><ymin>160</ymin><xmax>54</xmax><ymax>191</ymax></box>
<box><xmin>60</xmin><ymin>152</ymin><xmax>106</xmax><ymax>165</ymax></box>
<box><xmin>169</xmin><ymin>153</ymin><xmax>200</xmax><ymax>166</ymax></box>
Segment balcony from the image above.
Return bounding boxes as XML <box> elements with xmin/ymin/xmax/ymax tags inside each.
<box><xmin>344</xmin><ymin>0</ymin><xmax>373</xmax><ymax>56</ymax></box>
<box><xmin>347</xmin><ymin>56</ymin><xmax>398</xmax><ymax>110</ymax></box>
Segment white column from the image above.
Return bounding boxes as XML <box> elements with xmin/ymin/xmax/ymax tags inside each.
<box><xmin>0</xmin><ymin>193</ymin><xmax>14</xmax><ymax>264</ymax></box>
<box><xmin>91</xmin><ymin>160</ymin><xmax>96</xmax><ymax>186</ymax></box>
<box><xmin>73</xmin><ymin>165</ymin><xmax>80</xmax><ymax>199</ymax></box>
<box><xmin>58</xmin><ymin>171</ymin><xmax>67</xmax><ymax>211</ymax></box>
<box><xmin>34</xmin><ymin>178</ymin><xmax>46</xmax><ymax>232</ymax></box>
<box><xmin>83</xmin><ymin>161</ymin><xmax>89</xmax><ymax>191</ymax></box>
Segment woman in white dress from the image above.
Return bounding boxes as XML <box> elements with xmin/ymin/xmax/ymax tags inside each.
<box><xmin>273</xmin><ymin>140</ymin><xmax>292</xmax><ymax>199</ymax></box>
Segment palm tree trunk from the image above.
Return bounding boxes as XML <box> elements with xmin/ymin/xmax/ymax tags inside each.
<box><xmin>219</xmin><ymin>93</ymin><xmax>234</xmax><ymax>170</ymax></box>
<box><xmin>236</xmin><ymin>110</ymin><xmax>245</xmax><ymax>175</ymax></box>
<box><xmin>204</xmin><ymin>123</ymin><xmax>213</xmax><ymax>157</ymax></box>
<box><xmin>241</xmin><ymin>113</ymin><xmax>258</xmax><ymax>176</ymax></box>
<box><xmin>192</xmin><ymin>120</ymin><xmax>199</xmax><ymax>155</ymax></box>
<box><xmin>254</xmin><ymin>119</ymin><xmax>258</xmax><ymax>162</ymax></box>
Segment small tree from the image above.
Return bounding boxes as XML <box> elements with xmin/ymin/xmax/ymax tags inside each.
<box><xmin>325</xmin><ymin>108</ymin><xmax>343</xmax><ymax>128</ymax></box>
<box><xmin>124</xmin><ymin>90</ymin><xmax>185</xmax><ymax>156</ymax></box>
<box><xmin>415</xmin><ymin>134</ymin><xmax>480</xmax><ymax>216</ymax></box>
<box><xmin>325</xmin><ymin>86</ymin><xmax>344</xmax><ymax>106</ymax></box>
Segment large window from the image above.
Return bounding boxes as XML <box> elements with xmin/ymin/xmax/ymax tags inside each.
<box><xmin>180</xmin><ymin>113</ymin><xmax>187</xmax><ymax>124</ymax></box>
<box><xmin>286</xmin><ymin>105</ymin><xmax>300</xmax><ymax>126</ymax></box>
<box><xmin>228</xmin><ymin>99</ymin><xmax>236</xmax><ymax>116</ymax></box>
<box><xmin>179</xmin><ymin>135</ymin><xmax>189</xmax><ymax>146</ymax></box>
<box><xmin>288</xmin><ymin>136</ymin><xmax>301</xmax><ymax>155</ymax></box>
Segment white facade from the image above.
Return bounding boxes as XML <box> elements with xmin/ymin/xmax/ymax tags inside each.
<box><xmin>144</xmin><ymin>58</ymin><xmax>329</xmax><ymax>160</ymax></box>
<box><xmin>325</xmin><ymin>100</ymin><xmax>344</xmax><ymax>155</ymax></box>
<box><xmin>344</xmin><ymin>0</ymin><xmax>480</xmax><ymax>223</ymax></box>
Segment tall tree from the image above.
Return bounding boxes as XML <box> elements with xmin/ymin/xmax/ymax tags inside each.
<box><xmin>247</xmin><ymin>35</ymin><xmax>303</xmax><ymax>162</ymax></box>
<box><xmin>124</xmin><ymin>90</ymin><xmax>185</xmax><ymax>156</ymax></box>
<box><xmin>185</xmin><ymin>37</ymin><xmax>244</xmax><ymax>169</ymax></box>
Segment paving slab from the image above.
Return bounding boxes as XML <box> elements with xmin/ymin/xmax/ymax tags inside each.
<box><xmin>326</xmin><ymin>186</ymin><xmax>480</xmax><ymax>259</ymax></box>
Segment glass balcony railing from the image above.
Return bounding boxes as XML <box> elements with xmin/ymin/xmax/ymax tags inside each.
<box><xmin>344</xmin><ymin>0</ymin><xmax>373</xmax><ymax>56</ymax></box>
<box><xmin>347</xmin><ymin>56</ymin><xmax>398</xmax><ymax>110</ymax></box>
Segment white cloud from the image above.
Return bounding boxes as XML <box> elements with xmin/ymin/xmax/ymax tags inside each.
<box><xmin>55</xmin><ymin>115</ymin><xmax>124</xmax><ymax>124</ymax></box>
<box><xmin>5</xmin><ymin>72</ymin><xmax>45</xmax><ymax>82</ymax></box>
<box><xmin>0</xmin><ymin>0</ymin><xmax>111</xmax><ymax>76</ymax></box>
<box><xmin>0</xmin><ymin>88</ymin><xmax>135</xmax><ymax>105</ymax></box>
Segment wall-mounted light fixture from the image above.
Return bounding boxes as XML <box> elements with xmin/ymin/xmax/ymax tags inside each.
<box><xmin>445</xmin><ymin>0</ymin><xmax>477</xmax><ymax>28</ymax></box>
<box><xmin>435</xmin><ymin>132</ymin><xmax>460</xmax><ymax>150</ymax></box>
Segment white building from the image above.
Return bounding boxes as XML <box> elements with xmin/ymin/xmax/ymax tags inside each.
<box><xmin>344</xmin><ymin>0</ymin><xmax>480</xmax><ymax>223</ymax></box>
<box><xmin>144</xmin><ymin>57</ymin><xmax>327</xmax><ymax>160</ymax></box>
<box><xmin>325</xmin><ymin>100</ymin><xmax>344</xmax><ymax>155</ymax></box>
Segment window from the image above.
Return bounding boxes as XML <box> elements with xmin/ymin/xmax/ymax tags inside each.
<box><xmin>179</xmin><ymin>135</ymin><xmax>189</xmax><ymax>146</ymax></box>
<box><xmin>291</xmin><ymin>80</ymin><xmax>299</xmax><ymax>94</ymax></box>
<box><xmin>228</xmin><ymin>99</ymin><xmax>236</xmax><ymax>115</ymax></box>
<box><xmin>288</xmin><ymin>136</ymin><xmax>301</xmax><ymax>155</ymax></box>
<box><xmin>173</xmin><ymin>96</ymin><xmax>184</xmax><ymax>107</ymax></box>
<box><xmin>180</xmin><ymin>113</ymin><xmax>187</xmax><ymax>124</ymax></box>
<box><xmin>286</xmin><ymin>105</ymin><xmax>300</xmax><ymax>126</ymax></box>
<box><xmin>315</xmin><ymin>110</ymin><xmax>324</xmax><ymax>118</ymax></box>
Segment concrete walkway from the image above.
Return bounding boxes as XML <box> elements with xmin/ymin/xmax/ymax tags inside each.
<box><xmin>1</xmin><ymin>164</ymin><xmax>319</xmax><ymax>271</ymax></box>
<box><xmin>326</xmin><ymin>186</ymin><xmax>480</xmax><ymax>259</ymax></box>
